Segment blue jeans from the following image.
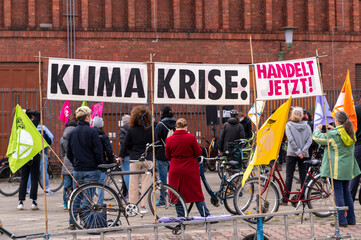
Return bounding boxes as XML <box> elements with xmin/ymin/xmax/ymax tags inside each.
<box><xmin>350</xmin><ymin>144</ymin><xmax>361</xmax><ymax>201</ymax></box>
<box><xmin>27</xmin><ymin>153</ymin><xmax>49</xmax><ymax>191</ymax></box>
<box><xmin>69</xmin><ymin>170</ymin><xmax>101</xmax><ymax>225</ymax></box>
<box><xmin>121</xmin><ymin>156</ymin><xmax>130</xmax><ymax>191</ymax></box>
<box><xmin>156</xmin><ymin>159</ymin><xmax>170</xmax><ymax>203</ymax></box>
<box><xmin>333</xmin><ymin>179</ymin><xmax>356</xmax><ymax>225</ymax></box>
<box><xmin>63</xmin><ymin>174</ymin><xmax>74</xmax><ymax>206</ymax></box>
<box><xmin>176</xmin><ymin>201</ymin><xmax>210</xmax><ymax>217</ymax></box>
<box><xmin>156</xmin><ymin>159</ymin><xmax>169</xmax><ymax>184</ymax></box>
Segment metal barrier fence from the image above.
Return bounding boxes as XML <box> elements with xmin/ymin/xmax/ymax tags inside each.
<box><xmin>21</xmin><ymin>207</ymin><xmax>348</xmax><ymax>240</ymax></box>
<box><xmin>1</xmin><ymin>89</ymin><xmax>361</xmax><ymax>159</ymax></box>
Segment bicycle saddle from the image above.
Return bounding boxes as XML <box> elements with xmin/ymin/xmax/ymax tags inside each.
<box><xmin>303</xmin><ymin>159</ymin><xmax>321</xmax><ymax>166</ymax></box>
<box><xmin>223</xmin><ymin>160</ymin><xmax>239</xmax><ymax>166</ymax></box>
<box><xmin>98</xmin><ymin>163</ymin><xmax>118</xmax><ymax>171</ymax></box>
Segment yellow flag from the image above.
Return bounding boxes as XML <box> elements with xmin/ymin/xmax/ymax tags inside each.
<box><xmin>242</xmin><ymin>96</ymin><xmax>292</xmax><ymax>186</ymax></box>
<box><xmin>331</xmin><ymin>70</ymin><xmax>357</xmax><ymax>131</ymax></box>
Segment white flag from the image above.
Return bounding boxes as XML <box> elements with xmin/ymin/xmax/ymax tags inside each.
<box><xmin>248</xmin><ymin>100</ymin><xmax>266</xmax><ymax>126</ymax></box>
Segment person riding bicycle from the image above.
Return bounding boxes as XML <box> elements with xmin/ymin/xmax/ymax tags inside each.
<box><xmin>218</xmin><ymin>109</ymin><xmax>245</xmax><ymax>160</ymax></box>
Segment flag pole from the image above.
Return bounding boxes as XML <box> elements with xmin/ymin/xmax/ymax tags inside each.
<box><xmin>37</xmin><ymin>51</ymin><xmax>49</xmax><ymax>234</ymax></box>
<box><xmin>249</xmin><ymin>36</ymin><xmax>262</xmax><ymax>216</ymax></box>
<box><xmin>150</xmin><ymin>53</ymin><xmax>157</xmax><ymax>223</ymax></box>
<box><xmin>315</xmin><ymin>50</ymin><xmax>336</xmax><ymax>220</ymax></box>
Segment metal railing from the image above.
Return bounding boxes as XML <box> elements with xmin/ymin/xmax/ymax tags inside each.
<box><xmin>18</xmin><ymin>207</ymin><xmax>348</xmax><ymax>240</ymax></box>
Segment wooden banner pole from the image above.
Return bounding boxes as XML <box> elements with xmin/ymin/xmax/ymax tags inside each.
<box><xmin>37</xmin><ymin>51</ymin><xmax>49</xmax><ymax>234</ymax></box>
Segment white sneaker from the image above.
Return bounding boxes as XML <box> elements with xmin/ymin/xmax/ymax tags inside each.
<box><xmin>31</xmin><ymin>203</ymin><xmax>39</xmax><ymax>210</ymax></box>
<box><xmin>139</xmin><ymin>206</ymin><xmax>148</xmax><ymax>214</ymax></box>
<box><xmin>46</xmin><ymin>190</ymin><xmax>53</xmax><ymax>195</ymax></box>
<box><xmin>17</xmin><ymin>203</ymin><xmax>24</xmax><ymax>210</ymax></box>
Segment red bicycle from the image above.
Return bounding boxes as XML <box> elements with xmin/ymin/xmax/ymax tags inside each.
<box><xmin>233</xmin><ymin>158</ymin><xmax>333</xmax><ymax>223</ymax></box>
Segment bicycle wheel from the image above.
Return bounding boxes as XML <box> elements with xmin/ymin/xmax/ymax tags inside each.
<box><xmin>223</xmin><ymin>173</ymin><xmax>243</xmax><ymax>214</ymax></box>
<box><xmin>39</xmin><ymin>162</ymin><xmax>64</xmax><ymax>192</ymax></box>
<box><xmin>148</xmin><ymin>183</ymin><xmax>188</xmax><ymax>219</ymax></box>
<box><xmin>306</xmin><ymin>174</ymin><xmax>333</xmax><ymax>218</ymax></box>
<box><xmin>234</xmin><ymin>177</ymin><xmax>279</xmax><ymax>224</ymax></box>
<box><xmin>0</xmin><ymin>165</ymin><xmax>20</xmax><ymax>196</ymax></box>
<box><xmin>69</xmin><ymin>183</ymin><xmax>126</xmax><ymax>230</ymax></box>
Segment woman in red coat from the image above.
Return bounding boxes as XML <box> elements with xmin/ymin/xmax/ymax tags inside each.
<box><xmin>165</xmin><ymin>118</ymin><xmax>210</xmax><ymax>217</ymax></box>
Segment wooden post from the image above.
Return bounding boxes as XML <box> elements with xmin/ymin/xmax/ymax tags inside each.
<box><xmin>150</xmin><ymin>53</ymin><xmax>157</xmax><ymax>223</ymax></box>
<box><xmin>37</xmin><ymin>51</ymin><xmax>49</xmax><ymax>233</ymax></box>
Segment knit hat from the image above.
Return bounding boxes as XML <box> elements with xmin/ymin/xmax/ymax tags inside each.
<box><xmin>92</xmin><ymin>116</ymin><xmax>104</xmax><ymax>128</ymax></box>
<box><xmin>75</xmin><ymin>106</ymin><xmax>91</xmax><ymax>119</ymax></box>
<box><xmin>122</xmin><ymin>114</ymin><xmax>130</xmax><ymax>125</ymax></box>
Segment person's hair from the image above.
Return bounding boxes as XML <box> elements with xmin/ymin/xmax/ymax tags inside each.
<box><xmin>306</xmin><ymin>111</ymin><xmax>313</xmax><ymax>121</ymax></box>
<box><xmin>335</xmin><ymin>111</ymin><xmax>355</xmax><ymax>141</ymax></box>
<box><xmin>75</xmin><ymin>106</ymin><xmax>91</xmax><ymax>121</ymax></box>
<box><xmin>176</xmin><ymin>118</ymin><xmax>188</xmax><ymax>129</ymax></box>
<box><xmin>129</xmin><ymin>105</ymin><xmax>151</xmax><ymax>129</ymax></box>
<box><xmin>289</xmin><ymin>107</ymin><xmax>303</xmax><ymax>123</ymax></box>
<box><xmin>161</xmin><ymin>105</ymin><xmax>173</xmax><ymax>119</ymax></box>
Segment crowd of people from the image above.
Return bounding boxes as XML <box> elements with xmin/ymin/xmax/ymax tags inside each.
<box><xmin>14</xmin><ymin>103</ymin><xmax>361</xmax><ymax>229</ymax></box>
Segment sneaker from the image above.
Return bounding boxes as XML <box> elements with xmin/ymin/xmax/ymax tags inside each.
<box><xmin>64</xmin><ymin>204</ymin><xmax>68</xmax><ymax>210</ymax></box>
<box><xmin>17</xmin><ymin>203</ymin><xmax>24</xmax><ymax>210</ymax></box>
<box><xmin>156</xmin><ymin>200</ymin><xmax>165</xmax><ymax>207</ymax></box>
<box><xmin>68</xmin><ymin>224</ymin><xmax>76</xmax><ymax>230</ymax></box>
<box><xmin>31</xmin><ymin>203</ymin><xmax>39</xmax><ymax>210</ymax></box>
<box><xmin>46</xmin><ymin>190</ymin><xmax>53</xmax><ymax>195</ymax></box>
<box><xmin>139</xmin><ymin>206</ymin><xmax>148</xmax><ymax>214</ymax></box>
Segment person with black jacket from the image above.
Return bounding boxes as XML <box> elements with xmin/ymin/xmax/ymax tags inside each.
<box><xmin>120</xmin><ymin>105</ymin><xmax>153</xmax><ymax>214</ymax></box>
<box><xmin>91</xmin><ymin>116</ymin><xmax>114</xmax><ymax>164</ymax></box>
<box><xmin>118</xmin><ymin>114</ymin><xmax>130</xmax><ymax>193</ymax></box>
<box><xmin>17</xmin><ymin>109</ymin><xmax>41</xmax><ymax>211</ymax></box>
<box><xmin>218</xmin><ymin>109</ymin><xmax>245</xmax><ymax>153</ymax></box>
<box><xmin>154</xmin><ymin>105</ymin><xmax>176</xmax><ymax>206</ymax></box>
<box><xmin>239</xmin><ymin>111</ymin><xmax>253</xmax><ymax>139</ymax></box>
<box><xmin>67</xmin><ymin>106</ymin><xmax>104</xmax><ymax>230</ymax></box>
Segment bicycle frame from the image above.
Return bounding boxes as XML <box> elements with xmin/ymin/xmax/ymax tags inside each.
<box><xmin>199</xmin><ymin>160</ymin><xmax>239</xmax><ymax>202</ymax></box>
<box><xmin>262</xmin><ymin>161</ymin><xmax>328</xmax><ymax>203</ymax></box>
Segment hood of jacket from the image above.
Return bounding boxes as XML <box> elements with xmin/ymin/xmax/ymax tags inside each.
<box><xmin>62</xmin><ymin>126</ymin><xmax>76</xmax><ymax>140</ymax></box>
<box><xmin>336</xmin><ymin>126</ymin><xmax>356</xmax><ymax>147</ymax></box>
<box><xmin>228</xmin><ymin>117</ymin><xmax>238</xmax><ymax>125</ymax></box>
<box><xmin>161</xmin><ymin>117</ymin><xmax>176</xmax><ymax>129</ymax></box>
<box><xmin>288</xmin><ymin>121</ymin><xmax>309</xmax><ymax>133</ymax></box>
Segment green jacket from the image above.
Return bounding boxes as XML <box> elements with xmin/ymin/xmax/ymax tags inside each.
<box><xmin>313</xmin><ymin>126</ymin><xmax>361</xmax><ymax>180</ymax></box>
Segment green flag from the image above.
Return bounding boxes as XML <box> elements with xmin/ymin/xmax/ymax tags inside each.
<box><xmin>6</xmin><ymin>105</ymin><xmax>49</xmax><ymax>173</ymax></box>
<box><xmin>81</xmin><ymin>101</ymin><xmax>87</xmax><ymax>107</ymax></box>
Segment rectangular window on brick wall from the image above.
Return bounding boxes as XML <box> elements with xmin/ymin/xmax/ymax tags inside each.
<box><xmin>355</xmin><ymin>64</ymin><xmax>361</xmax><ymax>89</ymax></box>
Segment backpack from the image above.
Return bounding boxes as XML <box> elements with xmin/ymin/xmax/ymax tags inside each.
<box><xmin>159</xmin><ymin>122</ymin><xmax>174</xmax><ymax>144</ymax></box>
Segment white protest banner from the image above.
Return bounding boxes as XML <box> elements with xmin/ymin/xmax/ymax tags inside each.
<box><xmin>47</xmin><ymin>58</ymin><xmax>148</xmax><ymax>103</ymax></box>
<box><xmin>255</xmin><ymin>57</ymin><xmax>322</xmax><ymax>100</ymax></box>
<box><xmin>154</xmin><ymin>63</ymin><xmax>250</xmax><ymax>105</ymax></box>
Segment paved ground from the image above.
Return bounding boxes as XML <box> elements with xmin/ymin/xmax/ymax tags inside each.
<box><xmin>1</xmin><ymin>167</ymin><xmax>361</xmax><ymax>239</ymax></box>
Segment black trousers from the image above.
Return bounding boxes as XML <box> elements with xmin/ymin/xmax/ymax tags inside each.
<box><xmin>18</xmin><ymin>154</ymin><xmax>40</xmax><ymax>201</ymax></box>
<box><xmin>283</xmin><ymin>155</ymin><xmax>307</xmax><ymax>202</ymax></box>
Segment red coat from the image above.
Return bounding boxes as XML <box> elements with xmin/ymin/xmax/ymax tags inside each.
<box><xmin>165</xmin><ymin>130</ymin><xmax>204</xmax><ymax>202</ymax></box>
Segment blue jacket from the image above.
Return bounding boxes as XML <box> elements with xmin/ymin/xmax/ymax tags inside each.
<box><xmin>67</xmin><ymin>120</ymin><xmax>104</xmax><ymax>171</ymax></box>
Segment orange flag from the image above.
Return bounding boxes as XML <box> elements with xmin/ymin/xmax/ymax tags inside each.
<box><xmin>331</xmin><ymin>70</ymin><xmax>357</xmax><ymax>131</ymax></box>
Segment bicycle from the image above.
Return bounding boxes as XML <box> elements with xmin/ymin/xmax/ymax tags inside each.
<box><xmin>68</xmin><ymin>142</ymin><xmax>188</xmax><ymax>230</ymax></box>
<box><xmin>0</xmin><ymin>158</ymin><xmax>65</xmax><ymax>196</ymax></box>
<box><xmin>198</xmin><ymin>155</ymin><xmax>246</xmax><ymax>214</ymax></box>
<box><xmin>216</xmin><ymin>135</ymin><xmax>255</xmax><ymax>179</ymax></box>
<box><xmin>233</xmin><ymin>158</ymin><xmax>333</xmax><ymax>223</ymax></box>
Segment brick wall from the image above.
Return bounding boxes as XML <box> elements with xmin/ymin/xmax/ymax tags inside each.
<box><xmin>0</xmin><ymin>0</ymin><xmax>360</xmax><ymax>89</ymax></box>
